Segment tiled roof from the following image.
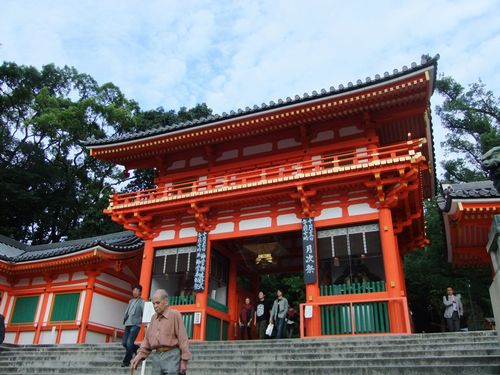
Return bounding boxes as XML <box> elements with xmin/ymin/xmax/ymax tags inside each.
<box><xmin>84</xmin><ymin>54</ymin><xmax>439</xmax><ymax>147</ymax></box>
<box><xmin>0</xmin><ymin>231</ymin><xmax>143</xmax><ymax>263</ymax></box>
<box><xmin>438</xmin><ymin>180</ymin><xmax>500</xmax><ymax>212</ymax></box>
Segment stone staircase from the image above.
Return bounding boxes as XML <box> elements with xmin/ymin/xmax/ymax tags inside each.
<box><xmin>0</xmin><ymin>331</ymin><xmax>499</xmax><ymax>375</ymax></box>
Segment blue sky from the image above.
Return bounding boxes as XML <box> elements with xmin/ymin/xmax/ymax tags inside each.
<box><xmin>1</xmin><ymin>0</ymin><xmax>499</xmax><ymax>176</ymax></box>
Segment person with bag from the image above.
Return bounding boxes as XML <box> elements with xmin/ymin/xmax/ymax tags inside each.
<box><xmin>443</xmin><ymin>286</ymin><xmax>464</xmax><ymax>332</ymax></box>
<box><xmin>121</xmin><ymin>284</ymin><xmax>145</xmax><ymax>367</ymax></box>
<box><xmin>239</xmin><ymin>297</ymin><xmax>254</xmax><ymax>339</ymax></box>
<box><xmin>285</xmin><ymin>306</ymin><xmax>298</xmax><ymax>338</ymax></box>
<box><xmin>254</xmin><ymin>291</ymin><xmax>271</xmax><ymax>339</ymax></box>
<box><xmin>131</xmin><ymin>289</ymin><xmax>191</xmax><ymax>375</ymax></box>
<box><xmin>270</xmin><ymin>289</ymin><xmax>288</xmax><ymax>339</ymax></box>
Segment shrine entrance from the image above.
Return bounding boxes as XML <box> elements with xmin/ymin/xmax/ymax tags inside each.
<box><xmin>210</xmin><ymin>230</ymin><xmax>305</xmax><ymax>340</ymax></box>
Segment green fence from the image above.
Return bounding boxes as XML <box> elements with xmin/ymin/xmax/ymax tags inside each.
<box><xmin>207</xmin><ymin>298</ymin><xmax>228</xmax><ymax>313</ymax></box>
<box><xmin>181</xmin><ymin>313</ymin><xmax>194</xmax><ymax>339</ymax></box>
<box><xmin>206</xmin><ymin>315</ymin><xmax>228</xmax><ymax>341</ymax></box>
<box><xmin>169</xmin><ymin>295</ymin><xmax>195</xmax><ymax>305</ymax></box>
<box><xmin>320</xmin><ymin>301</ymin><xmax>390</xmax><ymax>335</ymax></box>
<box><xmin>320</xmin><ymin>280</ymin><xmax>386</xmax><ymax>296</ymax></box>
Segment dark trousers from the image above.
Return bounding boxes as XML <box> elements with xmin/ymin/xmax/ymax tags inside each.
<box><xmin>256</xmin><ymin>320</ymin><xmax>267</xmax><ymax>339</ymax></box>
<box><xmin>446</xmin><ymin>311</ymin><xmax>461</xmax><ymax>332</ymax></box>
<box><xmin>275</xmin><ymin>317</ymin><xmax>285</xmax><ymax>339</ymax></box>
<box><xmin>286</xmin><ymin>323</ymin><xmax>295</xmax><ymax>338</ymax></box>
<box><xmin>240</xmin><ymin>324</ymin><xmax>251</xmax><ymax>339</ymax></box>
<box><xmin>122</xmin><ymin>325</ymin><xmax>140</xmax><ymax>365</ymax></box>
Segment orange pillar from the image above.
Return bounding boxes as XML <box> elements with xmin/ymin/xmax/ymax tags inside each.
<box><xmin>33</xmin><ymin>276</ymin><xmax>53</xmax><ymax>344</ymax></box>
<box><xmin>379</xmin><ymin>207</ymin><xmax>408</xmax><ymax>333</ymax></box>
<box><xmin>139</xmin><ymin>239</ymin><xmax>155</xmax><ymax>300</ymax></box>
<box><xmin>77</xmin><ymin>271</ymin><xmax>98</xmax><ymax>343</ymax></box>
<box><xmin>304</xmin><ymin>283</ymin><xmax>320</xmax><ymax>337</ymax></box>
<box><xmin>227</xmin><ymin>255</ymin><xmax>238</xmax><ymax>340</ymax></box>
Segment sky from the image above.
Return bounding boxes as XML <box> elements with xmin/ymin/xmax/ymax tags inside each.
<box><xmin>1</xmin><ymin>0</ymin><xmax>499</xmax><ymax>177</ymax></box>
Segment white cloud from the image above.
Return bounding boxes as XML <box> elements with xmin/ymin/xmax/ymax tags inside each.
<box><xmin>1</xmin><ymin>0</ymin><xmax>499</xmax><ymax>178</ymax></box>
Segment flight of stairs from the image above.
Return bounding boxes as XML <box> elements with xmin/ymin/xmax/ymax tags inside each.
<box><xmin>0</xmin><ymin>331</ymin><xmax>498</xmax><ymax>374</ymax></box>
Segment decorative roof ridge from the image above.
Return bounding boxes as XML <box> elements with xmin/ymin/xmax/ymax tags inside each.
<box><xmin>84</xmin><ymin>54</ymin><xmax>440</xmax><ymax>147</ymax></box>
<box><xmin>25</xmin><ymin>230</ymin><xmax>137</xmax><ymax>252</ymax></box>
<box><xmin>0</xmin><ymin>234</ymin><xmax>27</xmax><ymax>250</ymax></box>
<box><xmin>438</xmin><ymin>180</ymin><xmax>500</xmax><ymax>212</ymax></box>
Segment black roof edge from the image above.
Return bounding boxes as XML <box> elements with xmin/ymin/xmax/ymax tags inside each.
<box><xmin>84</xmin><ymin>54</ymin><xmax>440</xmax><ymax>147</ymax></box>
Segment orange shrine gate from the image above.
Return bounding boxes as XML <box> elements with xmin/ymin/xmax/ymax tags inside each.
<box><xmin>86</xmin><ymin>55</ymin><xmax>439</xmax><ymax>340</ymax></box>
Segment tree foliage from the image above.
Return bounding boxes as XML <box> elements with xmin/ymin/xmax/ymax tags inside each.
<box><xmin>0</xmin><ymin>62</ymin><xmax>211</xmax><ymax>244</ymax></box>
<box><xmin>435</xmin><ymin>76</ymin><xmax>500</xmax><ymax>183</ymax></box>
<box><xmin>404</xmin><ymin>200</ymin><xmax>492</xmax><ymax>332</ymax></box>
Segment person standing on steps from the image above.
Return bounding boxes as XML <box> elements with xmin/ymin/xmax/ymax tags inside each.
<box><xmin>239</xmin><ymin>297</ymin><xmax>254</xmax><ymax>340</ymax></box>
<box><xmin>131</xmin><ymin>289</ymin><xmax>191</xmax><ymax>375</ymax></box>
<box><xmin>443</xmin><ymin>286</ymin><xmax>464</xmax><ymax>332</ymax></box>
<box><xmin>285</xmin><ymin>306</ymin><xmax>298</xmax><ymax>338</ymax></box>
<box><xmin>254</xmin><ymin>291</ymin><xmax>271</xmax><ymax>339</ymax></box>
<box><xmin>121</xmin><ymin>284</ymin><xmax>144</xmax><ymax>367</ymax></box>
<box><xmin>270</xmin><ymin>289</ymin><xmax>288</xmax><ymax>339</ymax></box>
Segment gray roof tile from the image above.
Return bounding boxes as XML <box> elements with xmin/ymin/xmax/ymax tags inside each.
<box><xmin>84</xmin><ymin>54</ymin><xmax>440</xmax><ymax>147</ymax></box>
<box><xmin>438</xmin><ymin>180</ymin><xmax>500</xmax><ymax>211</ymax></box>
<box><xmin>0</xmin><ymin>231</ymin><xmax>143</xmax><ymax>263</ymax></box>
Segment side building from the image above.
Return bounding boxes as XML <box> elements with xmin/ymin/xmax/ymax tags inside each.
<box><xmin>85</xmin><ymin>55</ymin><xmax>440</xmax><ymax>340</ymax></box>
<box><xmin>0</xmin><ymin>231</ymin><xmax>143</xmax><ymax>344</ymax></box>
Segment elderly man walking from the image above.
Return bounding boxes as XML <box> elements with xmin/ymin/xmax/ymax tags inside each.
<box><xmin>131</xmin><ymin>289</ymin><xmax>191</xmax><ymax>374</ymax></box>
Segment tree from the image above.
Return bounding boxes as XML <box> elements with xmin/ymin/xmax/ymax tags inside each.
<box><xmin>435</xmin><ymin>76</ymin><xmax>500</xmax><ymax>183</ymax></box>
<box><xmin>0</xmin><ymin>62</ymin><xmax>140</xmax><ymax>243</ymax></box>
<box><xmin>404</xmin><ymin>76</ymin><xmax>499</xmax><ymax>331</ymax></box>
<box><xmin>0</xmin><ymin>62</ymin><xmax>214</xmax><ymax>244</ymax></box>
<box><xmin>404</xmin><ymin>200</ymin><xmax>492</xmax><ymax>332</ymax></box>
<box><xmin>125</xmin><ymin>104</ymin><xmax>213</xmax><ymax>192</ymax></box>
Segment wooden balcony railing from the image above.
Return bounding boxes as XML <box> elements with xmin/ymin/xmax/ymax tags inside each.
<box><xmin>108</xmin><ymin>139</ymin><xmax>425</xmax><ymax>210</ymax></box>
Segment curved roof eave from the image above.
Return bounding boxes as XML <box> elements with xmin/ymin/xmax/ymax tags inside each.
<box><xmin>85</xmin><ymin>54</ymin><xmax>439</xmax><ymax>149</ymax></box>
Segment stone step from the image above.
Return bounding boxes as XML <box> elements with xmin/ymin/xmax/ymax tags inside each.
<box><xmin>184</xmin><ymin>364</ymin><xmax>500</xmax><ymax>375</ymax></box>
<box><xmin>2</xmin><ymin>347</ymin><xmax>498</xmax><ymax>364</ymax></box>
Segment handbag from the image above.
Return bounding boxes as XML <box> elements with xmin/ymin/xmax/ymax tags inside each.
<box><xmin>265</xmin><ymin>323</ymin><xmax>274</xmax><ymax>336</ymax></box>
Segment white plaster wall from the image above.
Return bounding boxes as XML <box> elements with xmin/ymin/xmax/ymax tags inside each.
<box><xmin>339</xmin><ymin>126</ymin><xmax>363</xmax><ymax>137</ymax></box>
<box><xmin>39</xmin><ymin>328</ymin><xmax>57</xmax><ymax>344</ymax></box>
<box><xmin>277</xmin><ymin>138</ymin><xmax>300</xmax><ymax>149</ymax></box>
<box><xmin>72</xmin><ymin>271</ymin><xmax>87</xmax><ymax>280</ymax></box>
<box><xmin>311</xmin><ymin>130</ymin><xmax>334</xmax><ymax>143</ymax></box>
<box><xmin>168</xmin><ymin>160</ymin><xmax>186</xmax><ymax>170</ymax></box>
<box><xmin>0</xmin><ymin>291</ymin><xmax>8</xmax><ymax>312</ymax></box>
<box><xmin>179</xmin><ymin>227</ymin><xmax>197</xmax><ymax>238</ymax></box>
<box><xmin>89</xmin><ymin>293</ymin><xmax>127</xmax><ymax>329</ymax></box>
<box><xmin>211</xmin><ymin>222</ymin><xmax>235</xmax><ymax>234</ymax></box>
<box><xmin>31</xmin><ymin>277</ymin><xmax>45</xmax><ymax>285</ymax></box>
<box><xmin>190</xmin><ymin>156</ymin><xmax>207</xmax><ymax>167</ymax></box>
<box><xmin>348</xmin><ymin>203</ymin><xmax>378</xmax><ymax>215</ymax></box>
<box><xmin>77</xmin><ymin>290</ymin><xmax>86</xmax><ymax>322</ymax></box>
<box><xmin>59</xmin><ymin>330</ymin><xmax>79</xmax><ymax>344</ymax></box>
<box><xmin>18</xmin><ymin>331</ymin><xmax>35</xmax><ymax>344</ymax></box>
<box><xmin>154</xmin><ymin>230</ymin><xmax>176</xmax><ymax>241</ymax></box>
<box><xmin>33</xmin><ymin>294</ymin><xmax>44</xmax><ymax>324</ymax></box>
<box><xmin>217</xmin><ymin>149</ymin><xmax>238</xmax><ymax>161</ymax></box>
<box><xmin>42</xmin><ymin>293</ymin><xmax>54</xmax><ymax>325</ymax></box>
<box><xmin>15</xmin><ymin>278</ymin><xmax>29</xmax><ymax>286</ymax></box>
<box><xmin>239</xmin><ymin>217</ymin><xmax>272</xmax><ymax>230</ymax></box>
<box><xmin>85</xmin><ymin>331</ymin><xmax>107</xmax><ymax>344</ymax></box>
<box><xmin>4</xmin><ymin>332</ymin><xmax>16</xmax><ymax>344</ymax></box>
<box><xmin>98</xmin><ymin>273</ymin><xmax>131</xmax><ymax>291</ymax></box>
<box><xmin>316</xmin><ymin>207</ymin><xmax>343</xmax><ymax>221</ymax></box>
<box><xmin>53</xmin><ymin>273</ymin><xmax>69</xmax><ymax>283</ymax></box>
<box><xmin>242</xmin><ymin>143</ymin><xmax>272</xmax><ymax>156</ymax></box>
<box><xmin>0</xmin><ymin>275</ymin><xmax>9</xmax><ymax>286</ymax></box>
<box><xmin>277</xmin><ymin>213</ymin><xmax>301</xmax><ymax>226</ymax></box>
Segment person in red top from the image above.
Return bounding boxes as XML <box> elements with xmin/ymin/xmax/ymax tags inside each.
<box><xmin>238</xmin><ymin>297</ymin><xmax>254</xmax><ymax>340</ymax></box>
<box><xmin>131</xmin><ymin>289</ymin><xmax>191</xmax><ymax>374</ymax></box>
